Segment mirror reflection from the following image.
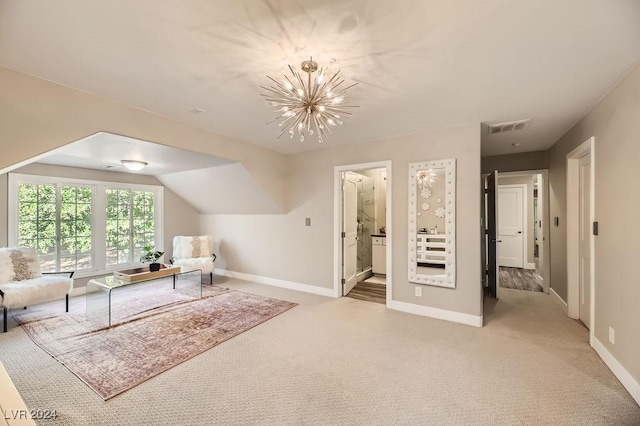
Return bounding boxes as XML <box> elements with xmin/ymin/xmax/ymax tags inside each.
<box><xmin>408</xmin><ymin>159</ymin><xmax>456</xmax><ymax>288</ymax></box>
<box><xmin>416</xmin><ymin>168</ymin><xmax>446</xmax><ymax>275</ymax></box>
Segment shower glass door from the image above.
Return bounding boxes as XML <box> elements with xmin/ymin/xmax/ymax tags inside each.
<box><xmin>356</xmin><ymin>174</ymin><xmax>375</xmax><ymax>273</ymax></box>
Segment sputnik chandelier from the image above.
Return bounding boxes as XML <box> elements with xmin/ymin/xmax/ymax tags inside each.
<box><xmin>261</xmin><ymin>57</ymin><xmax>358</xmax><ymax>143</ymax></box>
<box><xmin>417</xmin><ymin>170</ymin><xmax>438</xmax><ymax>189</ymax></box>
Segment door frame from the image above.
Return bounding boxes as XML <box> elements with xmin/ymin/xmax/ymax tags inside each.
<box><xmin>498</xmin><ymin>170</ymin><xmax>550</xmax><ymax>294</ymax></box>
<box><xmin>567</xmin><ymin>137</ymin><xmax>595</xmax><ymax>340</ymax></box>
<box><xmin>497</xmin><ymin>184</ymin><xmax>527</xmax><ymax>269</ymax></box>
<box><xmin>334</xmin><ymin>161</ymin><xmax>392</xmax><ymax>305</ymax></box>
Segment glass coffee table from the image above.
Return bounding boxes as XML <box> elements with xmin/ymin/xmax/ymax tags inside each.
<box><xmin>86</xmin><ymin>265</ymin><xmax>203</xmax><ymax>326</ymax></box>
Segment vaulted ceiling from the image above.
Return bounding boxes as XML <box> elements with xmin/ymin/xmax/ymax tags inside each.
<box><xmin>1</xmin><ymin>0</ymin><xmax>639</xmax><ymax>156</ymax></box>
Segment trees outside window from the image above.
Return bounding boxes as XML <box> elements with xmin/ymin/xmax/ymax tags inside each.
<box><xmin>17</xmin><ymin>183</ymin><xmax>92</xmax><ymax>272</ymax></box>
<box><xmin>106</xmin><ymin>189</ymin><xmax>155</xmax><ymax>267</ymax></box>
<box><xmin>10</xmin><ymin>174</ymin><xmax>162</xmax><ymax>277</ymax></box>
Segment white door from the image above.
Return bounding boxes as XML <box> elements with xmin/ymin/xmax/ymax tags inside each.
<box><xmin>579</xmin><ymin>153</ymin><xmax>591</xmax><ymax>328</ymax></box>
<box><xmin>342</xmin><ymin>172</ymin><xmax>358</xmax><ymax>295</ymax></box>
<box><xmin>498</xmin><ymin>186</ymin><xmax>524</xmax><ymax>268</ymax></box>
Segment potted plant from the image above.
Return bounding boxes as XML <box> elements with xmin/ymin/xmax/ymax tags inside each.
<box><xmin>140</xmin><ymin>245</ymin><xmax>164</xmax><ymax>272</ymax></box>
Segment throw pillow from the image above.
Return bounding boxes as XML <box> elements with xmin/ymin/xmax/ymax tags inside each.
<box><xmin>0</xmin><ymin>247</ymin><xmax>42</xmax><ymax>284</ymax></box>
<box><xmin>179</xmin><ymin>236</ymin><xmax>211</xmax><ymax>258</ymax></box>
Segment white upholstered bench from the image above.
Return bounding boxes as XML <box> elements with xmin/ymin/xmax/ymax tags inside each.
<box><xmin>0</xmin><ymin>248</ymin><xmax>73</xmax><ymax>332</ymax></box>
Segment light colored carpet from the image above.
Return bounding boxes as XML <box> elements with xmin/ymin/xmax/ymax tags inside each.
<box><xmin>14</xmin><ymin>287</ymin><xmax>296</xmax><ymax>400</ymax></box>
<box><xmin>364</xmin><ymin>275</ymin><xmax>386</xmax><ymax>285</ymax></box>
<box><xmin>0</xmin><ymin>278</ymin><xmax>638</xmax><ymax>425</ymax></box>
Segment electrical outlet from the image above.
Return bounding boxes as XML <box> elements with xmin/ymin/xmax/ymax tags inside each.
<box><xmin>415</xmin><ymin>286</ymin><xmax>422</xmax><ymax>297</ymax></box>
<box><xmin>609</xmin><ymin>327</ymin><xmax>615</xmax><ymax>344</ymax></box>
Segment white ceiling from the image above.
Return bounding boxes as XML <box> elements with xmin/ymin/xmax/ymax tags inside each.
<box><xmin>1</xmin><ymin>0</ymin><xmax>639</xmax><ymax>156</ymax></box>
<box><xmin>38</xmin><ymin>133</ymin><xmax>234</xmax><ymax>175</ymax></box>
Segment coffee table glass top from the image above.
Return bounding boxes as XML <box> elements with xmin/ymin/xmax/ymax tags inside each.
<box><xmin>86</xmin><ymin>266</ymin><xmax>203</xmax><ymax>326</ymax></box>
<box><xmin>89</xmin><ymin>265</ymin><xmax>201</xmax><ymax>289</ymax></box>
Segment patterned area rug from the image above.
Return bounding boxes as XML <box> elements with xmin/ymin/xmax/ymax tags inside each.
<box><xmin>15</xmin><ymin>287</ymin><xmax>297</xmax><ymax>400</ymax></box>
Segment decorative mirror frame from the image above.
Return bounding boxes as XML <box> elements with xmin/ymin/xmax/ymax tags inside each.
<box><xmin>408</xmin><ymin>159</ymin><xmax>456</xmax><ymax>288</ymax></box>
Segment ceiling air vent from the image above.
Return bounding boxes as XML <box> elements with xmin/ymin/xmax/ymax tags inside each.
<box><xmin>487</xmin><ymin>119</ymin><xmax>531</xmax><ymax>134</ymax></box>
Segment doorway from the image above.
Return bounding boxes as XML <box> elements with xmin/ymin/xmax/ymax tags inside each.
<box><xmin>334</xmin><ymin>161</ymin><xmax>392</xmax><ymax>305</ymax></box>
<box><xmin>483</xmin><ymin>170</ymin><xmax>550</xmax><ymax>298</ymax></box>
<box><xmin>567</xmin><ymin>137</ymin><xmax>595</xmax><ymax>335</ymax></box>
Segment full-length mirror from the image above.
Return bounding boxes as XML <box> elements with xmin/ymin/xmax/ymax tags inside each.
<box><xmin>408</xmin><ymin>159</ymin><xmax>456</xmax><ymax>288</ymax></box>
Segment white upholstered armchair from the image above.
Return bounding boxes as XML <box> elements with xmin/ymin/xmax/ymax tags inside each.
<box><xmin>0</xmin><ymin>247</ymin><xmax>73</xmax><ymax>332</ymax></box>
<box><xmin>170</xmin><ymin>236</ymin><xmax>217</xmax><ymax>284</ymax></box>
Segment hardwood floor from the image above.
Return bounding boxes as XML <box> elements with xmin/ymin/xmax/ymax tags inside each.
<box><xmin>499</xmin><ymin>267</ymin><xmax>543</xmax><ymax>292</ymax></box>
<box><xmin>346</xmin><ymin>281</ymin><xmax>386</xmax><ymax>304</ymax></box>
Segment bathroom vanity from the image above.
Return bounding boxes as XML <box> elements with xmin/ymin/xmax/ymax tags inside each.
<box><xmin>371</xmin><ymin>234</ymin><xmax>386</xmax><ymax>275</ymax></box>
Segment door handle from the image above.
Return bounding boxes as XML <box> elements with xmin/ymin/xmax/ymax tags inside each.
<box><xmin>491</xmin><ymin>239</ymin><xmax>503</xmax><ymax>243</ymax></box>
<box><xmin>517</xmin><ymin>231</ymin><xmax>522</xmax><ymax>234</ymax></box>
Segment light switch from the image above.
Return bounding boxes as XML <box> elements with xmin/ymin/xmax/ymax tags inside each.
<box><xmin>305</xmin><ymin>218</ymin><xmax>311</xmax><ymax>226</ymax></box>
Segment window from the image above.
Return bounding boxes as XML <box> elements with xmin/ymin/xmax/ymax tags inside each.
<box><xmin>16</xmin><ymin>183</ymin><xmax>93</xmax><ymax>272</ymax></box>
<box><xmin>60</xmin><ymin>185</ymin><xmax>93</xmax><ymax>271</ymax></box>
<box><xmin>9</xmin><ymin>174</ymin><xmax>163</xmax><ymax>277</ymax></box>
<box><xmin>105</xmin><ymin>189</ymin><xmax>155</xmax><ymax>266</ymax></box>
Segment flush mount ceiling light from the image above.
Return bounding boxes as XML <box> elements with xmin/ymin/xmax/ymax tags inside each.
<box><xmin>121</xmin><ymin>160</ymin><xmax>148</xmax><ymax>171</ymax></box>
<box><xmin>261</xmin><ymin>57</ymin><xmax>358</xmax><ymax>143</ymax></box>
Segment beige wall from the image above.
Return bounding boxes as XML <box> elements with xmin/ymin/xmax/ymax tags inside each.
<box><xmin>548</xmin><ymin>64</ymin><xmax>640</xmax><ymax>383</ymax></box>
<box><xmin>498</xmin><ymin>175</ymin><xmax>535</xmax><ymax>265</ymax></box>
<box><xmin>202</xmin><ymin>124</ymin><xmax>483</xmax><ymax>317</ymax></box>
<box><xmin>0</xmin><ymin>66</ymin><xmax>288</xmax><ymax>211</ymax></box>
<box><xmin>2</xmin><ymin>163</ymin><xmax>200</xmax><ymax>287</ymax></box>
<box><xmin>481</xmin><ymin>150</ymin><xmax>549</xmax><ymax>174</ymax></box>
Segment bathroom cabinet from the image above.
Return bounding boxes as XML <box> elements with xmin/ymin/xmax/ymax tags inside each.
<box><xmin>372</xmin><ymin>235</ymin><xmax>386</xmax><ymax>275</ymax></box>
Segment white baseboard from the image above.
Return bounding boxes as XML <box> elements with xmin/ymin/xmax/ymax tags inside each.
<box><xmin>592</xmin><ymin>337</ymin><xmax>640</xmax><ymax>406</ymax></box>
<box><xmin>387</xmin><ymin>300</ymin><xmax>483</xmax><ymax>327</ymax></box>
<box><xmin>525</xmin><ymin>262</ymin><xmax>536</xmax><ymax>270</ymax></box>
<box><xmin>549</xmin><ymin>287</ymin><xmax>568</xmax><ymax>314</ymax></box>
<box><xmin>215</xmin><ymin>269</ymin><xmax>335</xmax><ymax>298</ymax></box>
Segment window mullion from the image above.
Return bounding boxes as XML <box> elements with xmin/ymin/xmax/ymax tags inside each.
<box><xmin>55</xmin><ymin>184</ymin><xmax>61</xmax><ymax>272</ymax></box>
<box><xmin>129</xmin><ymin>190</ymin><xmax>134</xmax><ymax>264</ymax></box>
<box><xmin>35</xmin><ymin>185</ymin><xmax>40</xmax><ymax>254</ymax></box>
<box><xmin>94</xmin><ymin>186</ymin><xmax>105</xmax><ymax>272</ymax></box>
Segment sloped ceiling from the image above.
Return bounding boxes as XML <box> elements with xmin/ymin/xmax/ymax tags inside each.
<box><xmin>37</xmin><ymin>132</ymin><xmax>235</xmax><ymax>175</ymax></box>
<box><xmin>22</xmin><ymin>132</ymin><xmax>287</xmax><ymax>214</ymax></box>
<box><xmin>157</xmin><ymin>163</ymin><xmax>285</xmax><ymax>214</ymax></box>
<box><xmin>1</xmin><ymin>1</ymin><xmax>639</xmax><ymax>156</ymax></box>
